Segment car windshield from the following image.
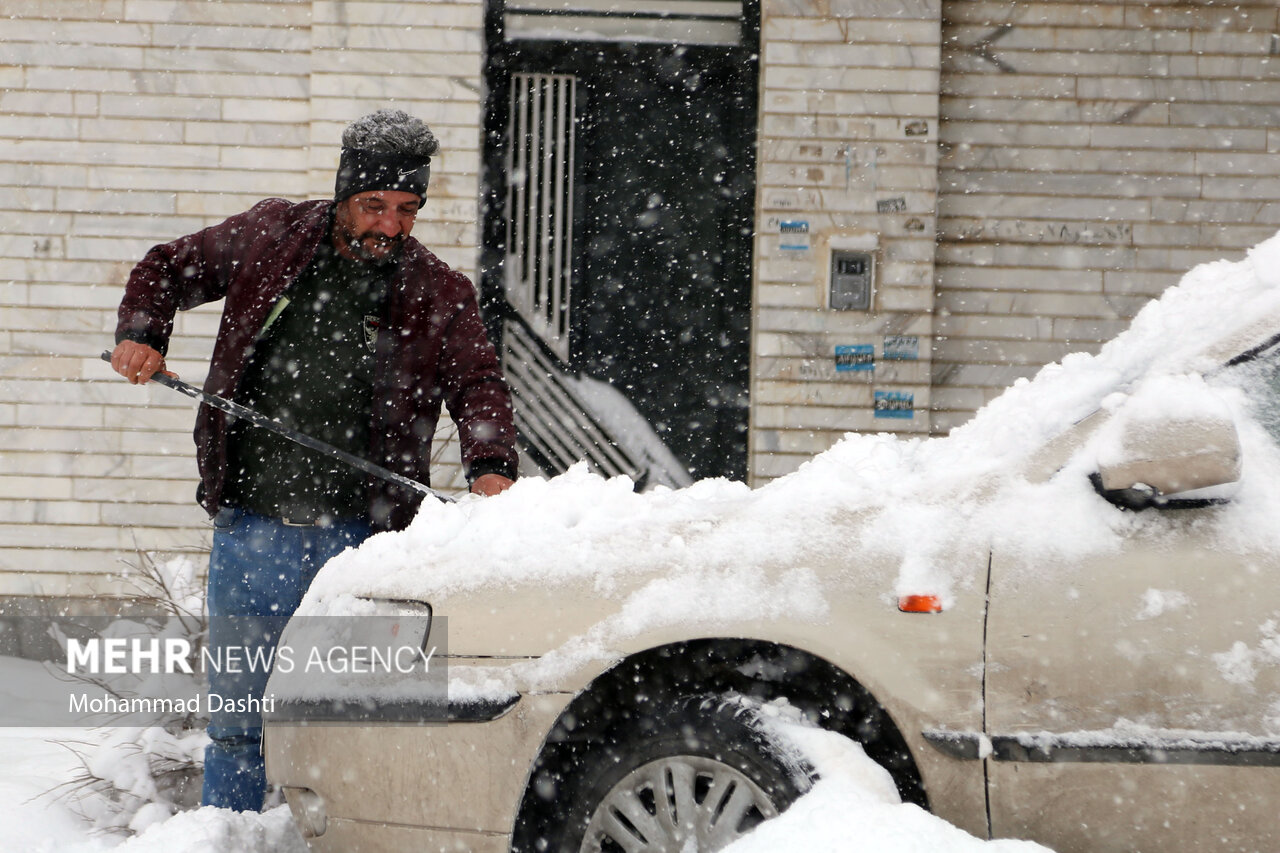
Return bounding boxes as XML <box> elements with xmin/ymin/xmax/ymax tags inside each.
<box><xmin>1214</xmin><ymin>338</ymin><xmax>1280</xmax><ymax>444</ymax></box>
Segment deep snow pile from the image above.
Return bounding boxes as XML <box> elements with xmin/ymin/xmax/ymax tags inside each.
<box><xmin>298</xmin><ymin>232</ymin><xmax>1280</xmax><ymax>676</ymax></box>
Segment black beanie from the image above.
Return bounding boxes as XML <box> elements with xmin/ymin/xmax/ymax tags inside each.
<box><xmin>334</xmin><ymin>147</ymin><xmax>431</xmax><ymax>204</ymax></box>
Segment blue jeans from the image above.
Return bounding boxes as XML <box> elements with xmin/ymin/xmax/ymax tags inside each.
<box><xmin>202</xmin><ymin>507</ymin><xmax>372</xmax><ymax>812</ymax></box>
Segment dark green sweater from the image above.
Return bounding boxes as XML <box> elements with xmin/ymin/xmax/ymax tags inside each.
<box><xmin>222</xmin><ymin>240</ymin><xmax>390</xmax><ymax>522</ymax></box>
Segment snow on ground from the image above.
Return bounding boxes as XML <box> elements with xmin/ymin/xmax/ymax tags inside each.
<box><xmin>0</xmin><ymin>654</ymin><xmax>307</xmax><ymax>853</ymax></box>
<box><xmin>106</xmin><ymin>806</ymin><xmax>305</xmax><ymax>853</ymax></box>
<box><xmin>0</xmin><ymin>727</ymin><xmax>112</xmax><ymax>853</ymax></box>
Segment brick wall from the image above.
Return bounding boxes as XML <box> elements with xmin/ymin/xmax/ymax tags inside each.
<box><xmin>750</xmin><ymin>0</ymin><xmax>943</xmax><ymax>485</ymax></box>
<box><xmin>933</xmin><ymin>1</ymin><xmax>1280</xmax><ymax>430</ymax></box>
<box><xmin>0</xmin><ymin>0</ymin><xmax>483</xmax><ymax>597</ymax></box>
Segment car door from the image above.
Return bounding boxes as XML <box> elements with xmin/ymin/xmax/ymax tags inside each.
<box><xmin>984</xmin><ymin>346</ymin><xmax>1280</xmax><ymax>852</ymax></box>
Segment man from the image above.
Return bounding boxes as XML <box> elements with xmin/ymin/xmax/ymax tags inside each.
<box><xmin>110</xmin><ymin>109</ymin><xmax>518</xmax><ymax>811</ymax></box>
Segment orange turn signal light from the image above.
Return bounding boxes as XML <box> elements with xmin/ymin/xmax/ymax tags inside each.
<box><xmin>898</xmin><ymin>594</ymin><xmax>943</xmax><ymax>613</ymax></box>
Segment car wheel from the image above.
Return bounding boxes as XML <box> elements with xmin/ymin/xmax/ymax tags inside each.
<box><xmin>531</xmin><ymin>694</ymin><xmax>814</xmax><ymax>853</ymax></box>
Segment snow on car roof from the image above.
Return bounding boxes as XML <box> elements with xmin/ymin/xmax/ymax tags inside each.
<box><xmin>301</xmin><ymin>231</ymin><xmax>1280</xmax><ymax>634</ymax></box>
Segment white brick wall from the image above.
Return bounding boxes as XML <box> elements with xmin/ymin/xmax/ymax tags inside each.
<box><xmin>934</xmin><ymin>0</ymin><xmax>1280</xmax><ymax>431</ymax></box>
<box><xmin>0</xmin><ymin>0</ymin><xmax>483</xmax><ymax>596</ymax></box>
<box><xmin>750</xmin><ymin>0</ymin><xmax>943</xmax><ymax>485</ymax></box>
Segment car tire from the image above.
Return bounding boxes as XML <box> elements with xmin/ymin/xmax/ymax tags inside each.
<box><xmin>519</xmin><ymin>693</ymin><xmax>814</xmax><ymax>853</ymax></box>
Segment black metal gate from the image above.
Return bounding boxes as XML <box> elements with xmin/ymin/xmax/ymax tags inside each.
<box><xmin>481</xmin><ymin>0</ymin><xmax>759</xmax><ymax>485</ymax></box>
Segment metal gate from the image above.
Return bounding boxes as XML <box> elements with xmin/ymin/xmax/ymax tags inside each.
<box><xmin>483</xmin><ymin>0</ymin><xmax>759</xmax><ymax>485</ymax></box>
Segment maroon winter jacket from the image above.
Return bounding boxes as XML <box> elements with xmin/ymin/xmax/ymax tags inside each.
<box><xmin>116</xmin><ymin>198</ymin><xmax>518</xmax><ymax>531</ymax></box>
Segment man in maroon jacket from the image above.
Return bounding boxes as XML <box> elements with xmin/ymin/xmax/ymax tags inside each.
<box><xmin>109</xmin><ymin>109</ymin><xmax>518</xmax><ymax>811</ymax></box>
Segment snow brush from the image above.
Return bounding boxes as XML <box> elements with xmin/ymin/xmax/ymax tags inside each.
<box><xmin>100</xmin><ymin>350</ymin><xmax>455</xmax><ymax>504</ymax></box>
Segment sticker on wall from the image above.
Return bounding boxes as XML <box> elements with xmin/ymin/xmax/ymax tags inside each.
<box><xmin>834</xmin><ymin>344</ymin><xmax>875</xmax><ymax>372</ymax></box>
<box><xmin>883</xmin><ymin>335</ymin><xmax>919</xmax><ymax>361</ymax></box>
<box><xmin>779</xmin><ymin>220</ymin><xmax>811</xmax><ymax>251</ymax></box>
<box><xmin>874</xmin><ymin>390</ymin><xmax>914</xmax><ymax>419</ymax></box>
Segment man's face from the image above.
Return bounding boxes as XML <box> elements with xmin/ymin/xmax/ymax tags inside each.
<box><xmin>333</xmin><ymin>190</ymin><xmax>421</xmax><ymax>263</ymax></box>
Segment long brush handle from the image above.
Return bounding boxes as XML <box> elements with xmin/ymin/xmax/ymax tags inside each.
<box><xmin>100</xmin><ymin>351</ymin><xmax>454</xmax><ymax>504</ymax></box>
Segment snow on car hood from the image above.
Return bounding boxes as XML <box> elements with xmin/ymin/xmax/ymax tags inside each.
<box><xmin>300</xmin><ymin>231</ymin><xmax>1280</xmax><ymax>649</ymax></box>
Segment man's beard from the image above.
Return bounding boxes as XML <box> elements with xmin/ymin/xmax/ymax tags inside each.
<box><xmin>334</xmin><ymin>215</ymin><xmax>404</xmax><ymax>264</ymax></box>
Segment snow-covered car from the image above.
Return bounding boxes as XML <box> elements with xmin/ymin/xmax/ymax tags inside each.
<box><xmin>263</xmin><ymin>236</ymin><xmax>1280</xmax><ymax>853</ymax></box>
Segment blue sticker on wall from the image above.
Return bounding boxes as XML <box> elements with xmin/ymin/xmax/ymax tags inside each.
<box><xmin>874</xmin><ymin>390</ymin><xmax>914</xmax><ymax>419</ymax></box>
<box><xmin>779</xmin><ymin>220</ymin><xmax>810</xmax><ymax>251</ymax></box>
<box><xmin>835</xmin><ymin>344</ymin><xmax>874</xmax><ymax>372</ymax></box>
<box><xmin>883</xmin><ymin>335</ymin><xmax>919</xmax><ymax>361</ymax></box>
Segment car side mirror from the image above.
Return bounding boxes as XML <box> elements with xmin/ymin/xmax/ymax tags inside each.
<box><xmin>1092</xmin><ymin>414</ymin><xmax>1242</xmax><ymax>510</ymax></box>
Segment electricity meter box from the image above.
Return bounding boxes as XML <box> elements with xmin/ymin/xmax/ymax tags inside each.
<box><xmin>826</xmin><ymin>235</ymin><xmax>878</xmax><ymax>312</ymax></box>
